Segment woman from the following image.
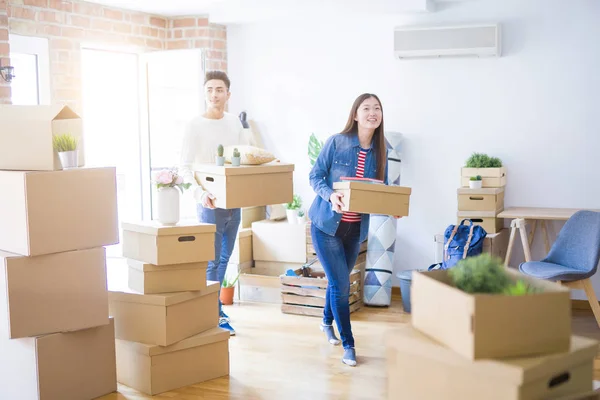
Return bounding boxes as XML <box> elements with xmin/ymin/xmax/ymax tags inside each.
<box><xmin>308</xmin><ymin>93</ymin><xmax>399</xmax><ymax>367</ymax></box>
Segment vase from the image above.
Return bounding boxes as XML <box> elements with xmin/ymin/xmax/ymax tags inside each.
<box><xmin>157</xmin><ymin>187</ymin><xmax>180</xmax><ymax>225</ymax></box>
<box><xmin>58</xmin><ymin>150</ymin><xmax>78</xmax><ymax>170</ymax></box>
<box><xmin>286</xmin><ymin>209</ymin><xmax>297</xmax><ymax>224</ymax></box>
<box><xmin>220</xmin><ymin>286</ymin><xmax>235</xmax><ymax>305</ymax></box>
<box><xmin>469</xmin><ymin>180</ymin><xmax>483</xmax><ymax>189</ymax></box>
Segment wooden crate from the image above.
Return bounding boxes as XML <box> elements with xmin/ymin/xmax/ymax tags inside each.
<box><xmin>280</xmin><ymin>266</ymin><xmax>364</xmax><ymax>317</ymax></box>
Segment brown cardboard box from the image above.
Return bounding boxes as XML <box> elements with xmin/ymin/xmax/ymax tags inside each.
<box><xmin>108</xmin><ymin>281</ymin><xmax>219</xmax><ymax>346</ymax></box>
<box><xmin>461</xmin><ymin>167</ymin><xmax>507</xmax><ymax>187</ymax></box>
<box><xmin>252</xmin><ymin>220</ymin><xmax>308</xmax><ymax>263</ymax></box>
<box><xmin>0</xmin><ymin>167</ymin><xmax>119</xmax><ymax>256</ymax></box>
<box><xmin>0</xmin><ymin>105</ymin><xmax>85</xmax><ymax>171</ymax></box>
<box><xmin>435</xmin><ymin>228</ymin><xmax>509</xmax><ymax>261</ymax></box>
<box><xmin>239</xmin><ymin>267</ymin><xmax>282</xmax><ymax>304</ymax></box>
<box><xmin>386</xmin><ymin>324</ymin><xmax>596</xmax><ymax>400</ymax></box>
<box><xmin>411</xmin><ymin>268</ymin><xmax>571</xmax><ymax>360</ymax></box>
<box><xmin>555</xmin><ymin>392</ymin><xmax>600</xmax><ymax>400</ymax></box>
<box><xmin>115</xmin><ymin>327</ymin><xmax>229</xmax><ymax>396</ymax></box>
<box><xmin>457</xmin><ymin>211</ymin><xmax>504</xmax><ymax>233</ymax></box>
<box><xmin>0</xmin><ymin>318</ymin><xmax>117</xmax><ymax>400</ymax></box>
<box><xmin>122</xmin><ymin>220</ymin><xmax>215</xmax><ymax>265</ymax></box>
<box><xmin>230</xmin><ymin>228</ymin><xmax>252</xmax><ymax>264</ymax></box>
<box><xmin>457</xmin><ymin>187</ymin><xmax>505</xmax><ymax>212</ymax></box>
<box><xmin>241</xmin><ymin>206</ymin><xmax>266</xmax><ymax>229</ymax></box>
<box><xmin>254</xmin><ymin>260</ymin><xmax>304</xmax><ymax>276</ymax></box>
<box><xmin>332</xmin><ymin>181</ymin><xmax>411</xmax><ymax>216</ymax></box>
<box><xmin>127</xmin><ymin>259</ymin><xmax>208</xmax><ymax>294</ymax></box>
<box><xmin>194</xmin><ymin>163</ymin><xmax>294</xmax><ymax>209</ymax></box>
<box><xmin>0</xmin><ymin>247</ymin><xmax>109</xmax><ymax>339</ymax></box>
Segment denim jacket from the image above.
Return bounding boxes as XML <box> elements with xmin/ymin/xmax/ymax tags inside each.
<box><xmin>308</xmin><ymin>132</ymin><xmax>388</xmax><ymax>243</ymax></box>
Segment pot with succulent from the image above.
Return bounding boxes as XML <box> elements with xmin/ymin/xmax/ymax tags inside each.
<box><xmin>220</xmin><ymin>271</ymin><xmax>241</xmax><ymax>305</ymax></box>
<box><xmin>216</xmin><ymin>144</ymin><xmax>225</xmax><ymax>166</ymax></box>
<box><xmin>231</xmin><ymin>148</ymin><xmax>241</xmax><ymax>166</ymax></box>
<box><xmin>297</xmin><ymin>209</ymin><xmax>307</xmax><ymax>224</ymax></box>
<box><xmin>284</xmin><ymin>195</ymin><xmax>302</xmax><ymax>224</ymax></box>
<box><xmin>153</xmin><ymin>168</ymin><xmax>192</xmax><ymax>225</ymax></box>
<box><xmin>469</xmin><ymin>175</ymin><xmax>482</xmax><ymax>189</ymax></box>
<box><xmin>52</xmin><ymin>133</ymin><xmax>79</xmax><ymax>170</ymax></box>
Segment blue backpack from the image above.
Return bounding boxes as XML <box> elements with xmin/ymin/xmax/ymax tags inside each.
<box><xmin>430</xmin><ymin>219</ymin><xmax>487</xmax><ymax>270</ymax></box>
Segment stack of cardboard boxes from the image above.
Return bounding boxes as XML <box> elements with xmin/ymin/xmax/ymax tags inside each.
<box><xmin>109</xmin><ymin>220</ymin><xmax>230</xmax><ymax>396</ymax></box>
<box><xmin>0</xmin><ymin>105</ymin><xmax>119</xmax><ymax>399</ymax></box>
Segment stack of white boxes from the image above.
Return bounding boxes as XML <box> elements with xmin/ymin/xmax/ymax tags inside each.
<box><xmin>0</xmin><ymin>105</ymin><xmax>119</xmax><ymax>399</ymax></box>
<box><xmin>109</xmin><ymin>219</ymin><xmax>230</xmax><ymax>396</ymax></box>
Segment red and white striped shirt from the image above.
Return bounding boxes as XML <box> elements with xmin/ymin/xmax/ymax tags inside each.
<box><xmin>341</xmin><ymin>149</ymin><xmax>367</xmax><ymax>223</ymax></box>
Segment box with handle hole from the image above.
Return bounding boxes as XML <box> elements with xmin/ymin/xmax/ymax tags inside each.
<box><xmin>457</xmin><ymin>187</ymin><xmax>505</xmax><ymax>212</ymax></box>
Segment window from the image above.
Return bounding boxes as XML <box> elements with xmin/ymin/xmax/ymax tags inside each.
<box><xmin>9</xmin><ymin>34</ymin><xmax>50</xmax><ymax>105</ymax></box>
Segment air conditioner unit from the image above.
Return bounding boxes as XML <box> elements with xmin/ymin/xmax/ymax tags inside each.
<box><xmin>394</xmin><ymin>23</ymin><xmax>501</xmax><ymax>59</ymax></box>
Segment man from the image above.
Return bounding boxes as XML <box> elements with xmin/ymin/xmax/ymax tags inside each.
<box><xmin>179</xmin><ymin>70</ymin><xmax>254</xmax><ymax>336</ymax></box>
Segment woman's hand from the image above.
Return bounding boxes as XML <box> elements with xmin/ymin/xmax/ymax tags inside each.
<box><xmin>394</xmin><ymin>216</ymin><xmax>403</xmax><ymax>219</ymax></box>
<box><xmin>329</xmin><ymin>192</ymin><xmax>345</xmax><ymax>213</ymax></box>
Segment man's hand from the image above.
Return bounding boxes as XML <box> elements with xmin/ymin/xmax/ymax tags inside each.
<box><xmin>329</xmin><ymin>192</ymin><xmax>344</xmax><ymax>214</ymax></box>
<box><xmin>201</xmin><ymin>192</ymin><xmax>217</xmax><ymax>209</ymax></box>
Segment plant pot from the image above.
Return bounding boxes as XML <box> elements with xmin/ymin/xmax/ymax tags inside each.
<box><xmin>231</xmin><ymin>156</ymin><xmax>241</xmax><ymax>167</ymax></box>
<box><xmin>220</xmin><ymin>286</ymin><xmax>235</xmax><ymax>305</ymax></box>
<box><xmin>297</xmin><ymin>214</ymin><xmax>307</xmax><ymax>224</ymax></box>
<box><xmin>157</xmin><ymin>187</ymin><xmax>180</xmax><ymax>225</ymax></box>
<box><xmin>216</xmin><ymin>156</ymin><xmax>225</xmax><ymax>166</ymax></box>
<box><xmin>58</xmin><ymin>150</ymin><xmax>78</xmax><ymax>170</ymax></box>
<box><xmin>286</xmin><ymin>209</ymin><xmax>297</xmax><ymax>224</ymax></box>
<box><xmin>469</xmin><ymin>180</ymin><xmax>483</xmax><ymax>189</ymax></box>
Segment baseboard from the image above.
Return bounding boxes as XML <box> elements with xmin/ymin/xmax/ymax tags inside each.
<box><xmin>572</xmin><ymin>299</ymin><xmax>599</xmax><ymax>311</ymax></box>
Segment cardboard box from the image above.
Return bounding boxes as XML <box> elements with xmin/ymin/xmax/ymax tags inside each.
<box><xmin>241</xmin><ymin>206</ymin><xmax>266</xmax><ymax>229</ymax></box>
<box><xmin>254</xmin><ymin>260</ymin><xmax>304</xmax><ymax>276</ymax></box>
<box><xmin>127</xmin><ymin>259</ymin><xmax>208</xmax><ymax>294</ymax></box>
<box><xmin>457</xmin><ymin>211</ymin><xmax>504</xmax><ymax>234</ymax></box>
<box><xmin>194</xmin><ymin>163</ymin><xmax>294</xmax><ymax>209</ymax></box>
<box><xmin>332</xmin><ymin>181</ymin><xmax>411</xmax><ymax>216</ymax></box>
<box><xmin>461</xmin><ymin>167</ymin><xmax>507</xmax><ymax>188</ymax></box>
<box><xmin>457</xmin><ymin>187</ymin><xmax>505</xmax><ymax>212</ymax></box>
<box><xmin>116</xmin><ymin>327</ymin><xmax>229</xmax><ymax>396</ymax></box>
<box><xmin>239</xmin><ymin>267</ymin><xmax>282</xmax><ymax>304</ymax></box>
<box><xmin>252</xmin><ymin>220</ymin><xmax>308</xmax><ymax>263</ymax></box>
<box><xmin>435</xmin><ymin>229</ymin><xmax>509</xmax><ymax>262</ymax></box>
<box><xmin>108</xmin><ymin>281</ymin><xmax>219</xmax><ymax>346</ymax></box>
<box><xmin>122</xmin><ymin>220</ymin><xmax>215</xmax><ymax>265</ymax></box>
<box><xmin>0</xmin><ymin>247</ymin><xmax>109</xmax><ymax>339</ymax></box>
<box><xmin>0</xmin><ymin>105</ymin><xmax>84</xmax><ymax>171</ymax></box>
<box><xmin>0</xmin><ymin>318</ymin><xmax>117</xmax><ymax>400</ymax></box>
<box><xmin>386</xmin><ymin>324</ymin><xmax>596</xmax><ymax>400</ymax></box>
<box><xmin>0</xmin><ymin>167</ymin><xmax>119</xmax><ymax>256</ymax></box>
<box><xmin>411</xmin><ymin>268</ymin><xmax>572</xmax><ymax>360</ymax></box>
<box><xmin>230</xmin><ymin>228</ymin><xmax>252</xmax><ymax>264</ymax></box>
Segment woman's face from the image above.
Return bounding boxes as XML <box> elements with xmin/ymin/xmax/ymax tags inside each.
<box><xmin>354</xmin><ymin>97</ymin><xmax>382</xmax><ymax>131</ymax></box>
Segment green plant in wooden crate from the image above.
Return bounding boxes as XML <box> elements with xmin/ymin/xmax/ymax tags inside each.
<box><xmin>308</xmin><ymin>133</ymin><xmax>324</xmax><ymax>167</ymax></box>
<box><xmin>52</xmin><ymin>133</ymin><xmax>78</xmax><ymax>152</ymax></box>
<box><xmin>465</xmin><ymin>152</ymin><xmax>502</xmax><ymax>168</ymax></box>
<box><xmin>469</xmin><ymin>175</ymin><xmax>482</xmax><ymax>181</ymax></box>
<box><xmin>503</xmin><ymin>279</ymin><xmax>540</xmax><ymax>296</ymax></box>
<box><xmin>285</xmin><ymin>194</ymin><xmax>302</xmax><ymax>210</ymax></box>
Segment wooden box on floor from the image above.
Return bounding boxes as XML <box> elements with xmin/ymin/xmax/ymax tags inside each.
<box><xmin>108</xmin><ymin>281</ymin><xmax>219</xmax><ymax>346</ymax></box>
<box><xmin>0</xmin><ymin>247</ymin><xmax>109</xmax><ymax>339</ymax></box>
<box><xmin>461</xmin><ymin>167</ymin><xmax>507</xmax><ymax>188</ymax></box>
<box><xmin>386</xmin><ymin>324</ymin><xmax>597</xmax><ymax>400</ymax></box>
<box><xmin>332</xmin><ymin>181</ymin><xmax>412</xmax><ymax>216</ymax></box>
<box><xmin>411</xmin><ymin>268</ymin><xmax>571</xmax><ymax>360</ymax></box>
<box><xmin>0</xmin><ymin>318</ymin><xmax>117</xmax><ymax>400</ymax></box>
<box><xmin>0</xmin><ymin>167</ymin><xmax>118</xmax><ymax>256</ymax></box>
<box><xmin>122</xmin><ymin>220</ymin><xmax>215</xmax><ymax>266</ymax></box>
<box><xmin>457</xmin><ymin>187</ymin><xmax>505</xmax><ymax>212</ymax></box>
<box><xmin>127</xmin><ymin>259</ymin><xmax>208</xmax><ymax>294</ymax></box>
<box><xmin>238</xmin><ymin>265</ymin><xmax>283</xmax><ymax>304</ymax></box>
<box><xmin>280</xmin><ymin>265</ymin><xmax>365</xmax><ymax>317</ymax></box>
<box><xmin>435</xmin><ymin>229</ymin><xmax>509</xmax><ymax>261</ymax></box>
<box><xmin>116</xmin><ymin>327</ymin><xmax>229</xmax><ymax>396</ymax></box>
<box><xmin>194</xmin><ymin>163</ymin><xmax>294</xmax><ymax>209</ymax></box>
<box><xmin>457</xmin><ymin>211</ymin><xmax>504</xmax><ymax>234</ymax></box>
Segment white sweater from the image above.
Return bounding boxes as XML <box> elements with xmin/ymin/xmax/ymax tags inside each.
<box><xmin>179</xmin><ymin>112</ymin><xmax>255</xmax><ymax>202</ymax></box>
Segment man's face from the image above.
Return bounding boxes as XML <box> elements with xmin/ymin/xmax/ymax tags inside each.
<box><xmin>204</xmin><ymin>79</ymin><xmax>230</xmax><ymax>109</ymax></box>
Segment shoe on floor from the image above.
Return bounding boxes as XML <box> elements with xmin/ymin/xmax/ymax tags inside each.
<box><xmin>342</xmin><ymin>348</ymin><xmax>357</xmax><ymax>367</ymax></box>
<box><xmin>219</xmin><ymin>310</ymin><xmax>230</xmax><ymax>323</ymax></box>
<box><xmin>219</xmin><ymin>319</ymin><xmax>236</xmax><ymax>336</ymax></box>
<box><xmin>319</xmin><ymin>323</ymin><xmax>341</xmax><ymax>345</ymax></box>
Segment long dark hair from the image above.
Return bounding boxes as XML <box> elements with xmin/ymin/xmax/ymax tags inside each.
<box><xmin>340</xmin><ymin>93</ymin><xmax>386</xmax><ymax>182</ymax></box>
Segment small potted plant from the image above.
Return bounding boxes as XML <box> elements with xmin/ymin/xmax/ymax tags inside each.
<box><xmin>220</xmin><ymin>271</ymin><xmax>241</xmax><ymax>305</ymax></box>
<box><xmin>153</xmin><ymin>168</ymin><xmax>191</xmax><ymax>225</ymax></box>
<box><xmin>297</xmin><ymin>209</ymin><xmax>307</xmax><ymax>224</ymax></box>
<box><xmin>52</xmin><ymin>133</ymin><xmax>79</xmax><ymax>169</ymax></box>
<box><xmin>231</xmin><ymin>148</ymin><xmax>241</xmax><ymax>166</ymax></box>
<box><xmin>469</xmin><ymin>175</ymin><xmax>482</xmax><ymax>189</ymax></box>
<box><xmin>216</xmin><ymin>144</ymin><xmax>225</xmax><ymax>166</ymax></box>
<box><xmin>284</xmin><ymin>195</ymin><xmax>302</xmax><ymax>224</ymax></box>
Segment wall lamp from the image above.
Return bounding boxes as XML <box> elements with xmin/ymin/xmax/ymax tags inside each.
<box><xmin>0</xmin><ymin>60</ymin><xmax>15</xmax><ymax>83</ymax></box>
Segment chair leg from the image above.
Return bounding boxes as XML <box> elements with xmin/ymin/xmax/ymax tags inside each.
<box><xmin>581</xmin><ymin>278</ymin><xmax>600</xmax><ymax>329</ymax></box>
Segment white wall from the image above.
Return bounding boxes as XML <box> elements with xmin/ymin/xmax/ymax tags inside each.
<box><xmin>226</xmin><ymin>0</ymin><xmax>600</xmax><ymax>298</ymax></box>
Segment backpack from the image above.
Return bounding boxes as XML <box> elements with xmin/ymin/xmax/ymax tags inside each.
<box><xmin>429</xmin><ymin>219</ymin><xmax>487</xmax><ymax>270</ymax></box>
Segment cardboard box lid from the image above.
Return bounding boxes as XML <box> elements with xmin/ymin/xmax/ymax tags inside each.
<box><xmin>387</xmin><ymin>324</ymin><xmax>598</xmax><ymax>385</ymax></box>
<box><xmin>108</xmin><ymin>280</ymin><xmax>219</xmax><ymax>306</ymax></box>
<box><xmin>457</xmin><ymin>210</ymin><xmax>498</xmax><ymax>218</ymax></box>
<box><xmin>194</xmin><ymin>162</ymin><xmax>294</xmax><ymax>176</ymax></box>
<box><xmin>237</xmin><ymin>227</ymin><xmax>252</xmax><ymax>239</ymax></box>
<box><xmin>118</xmin><ymin>326</ymin><xmax>229</xmax><ymax>357</ymax></box>
<box><xmin>121</xmin><ymin>219</ymin><xmax>216</xmax><ymax>236</ymax></box>
<box><xmin>0</xmin><ymin>104</ymin><xmax>81</xmax><ymax>121</ymax></box>
<box><xmin>332</xmin><ymin>181</ymin><xmax>412</xmax><ymax>195</ymax></box>
<box><xmin>126</xmin><ymin>259</ymin><xmax>208</xmax><ymax>272</ymax></box>
<box><xmin>457</xmin><ymin>187</ymin><xmax>504</xmax><ymax>195</ymax></box>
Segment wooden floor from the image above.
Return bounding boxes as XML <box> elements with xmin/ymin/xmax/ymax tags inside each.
<box><xmin>98</xmin><ymin>296</ymin><xmax>600</xmax><ymax>400</ymax></box>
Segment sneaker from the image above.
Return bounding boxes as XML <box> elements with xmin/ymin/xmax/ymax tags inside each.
<box><xmin>219</xmin><ymin>310</ymin><xmax>230</xmax><ymax>323</ymax></box>
<box><xmin>342</xmin><ymin>348</ymin><xmax>357</xmax><ymax>367</ymax></box>
<box><xmin>319</xmin><ymin>323</ymin><xmax>341</xmax><ymax>345</ymax></box>
<box><xmin>219</xmin><ymin>319</ymin><xmax>236</xmax><ymax>336</ymax></box>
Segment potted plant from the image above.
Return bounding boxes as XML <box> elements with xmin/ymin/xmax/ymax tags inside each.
<box><xmin>231</xmin><ymin>148</ymin><xmax>241</xmax><ymax>166</ymax></box>
<box><xmin>52</xmin><ymin>133</ymin><xmax>79</xmax><ymax>169</ymax></box>
<box><xmin>297</xmin><ymin>209</ymin><xmax>308</xmax><ymax>224</ymax></box>
<box><xmin>152</xmin><ymin>168</ymin><xmax>191</xmax><ymax>225</ymax></box>
<box><xmin>308</xmin><ymin>132</ymin><xmax>324</xmax><ymax>167</ymax></box>
<box><xmin>469</xmin><ymin>175</ymin><xmax>482</xmax><ymax>189</ymax></box>
<box><xmin>216</xmin><ymin>144</ymin><xmax>225</xmax><ymax>166</ymax></box>
<box><xmin>285</xmin><ymin>195</ymin><xmax>302</xmax><ymax>223</ymax></box>
<box><xmin>461</xmin><ymin>152</ymin><xmax>505</xmax><ymax>188</ymax></box>
<box><xmin>220</xmin><ymin>271</ymin><xmax>241</xmax><ymax>305</ymax></box>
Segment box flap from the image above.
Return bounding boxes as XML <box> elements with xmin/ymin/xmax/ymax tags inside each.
<box><xmin>237</xmin><ymin>227</ymin><xmax>252</xmax><ymax>239</ymax></box>
<box><xmin>108</xmin><ymin>280</ymin><xmax>219</xmax><ymax>306</ymax></box>
<box><xmin>0</xmin><ymin>105</ymin><xmax>78</xmax><ymax>121</ymax></box>
<box><xmin>117</xmin><ymin>326</ymin><xmax>229</xmax><ymax>357</ymax></box>
<box><xmin>457</xmin><ymin>187</ymin><xmax>504</xmax><ymax>195</ymax></box>
<box><xmin>387</xmin><ymin>324</ymin><xmax>598</xmax><ymax>385</ymax></box>
<box><xmin>333</xmin><ymin>181</ymin><xmax>412</xmax><ymax>195</ymax></box>
<box><xmin>457</xmin><ymin>210</ymin><xmax>498</xmax><ymax>218</ymax></box>
<box><xmin>121</xmin><ymin>219</ymin><xmax>216</xmax><ymax>236</ymax></box>
<box><xmin>126</xmin><ymin>259</ymin><xmax>208</xmax><ymax>272</ymax></box>
<box><xmin>194</xmin><ymin>162</ymin><xmax>294</xmax><ymax>176</ymax></box>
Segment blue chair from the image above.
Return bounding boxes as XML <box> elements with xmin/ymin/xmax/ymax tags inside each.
<box><xmin>519</xmin><ymin>210</ymin><xmax>600</xmax><ymax>327</ymax></box>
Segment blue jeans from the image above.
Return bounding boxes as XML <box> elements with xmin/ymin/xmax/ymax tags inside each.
<box><xmin>196</xmin><ymin>204</ymin><xmax>241</xmax><ymax>314</ymax></box>
<box><xmin>311</xmin><ymin>221</ymin><xmax>361</xmax><ymax>349</ymax></box>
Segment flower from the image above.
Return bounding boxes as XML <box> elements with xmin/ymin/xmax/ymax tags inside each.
<box><xmin>153</xmin><ymin>168</ymin><xmax>192</xmax><ymax>193</ymax></box>
<box><xmin>154</xmin><ymin>170</ymin><xmax>174</xmax><ymax>185</ymax></box>
<box><xmin>175</xmin><ymin>175</ymin><xmax>183</xmax><ymax>185</ymax></box>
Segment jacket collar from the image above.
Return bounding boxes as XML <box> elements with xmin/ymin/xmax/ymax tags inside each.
<box><xmin>349</xmin><ymin>131</ymin><xmax>373</xmax><ymax>151</ymax></box>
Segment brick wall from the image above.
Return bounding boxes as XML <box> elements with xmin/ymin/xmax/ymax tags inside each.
<box><xmin>0</xmin><ymin>0</ymin><xmax>10</xmax><ymax>104</ymax></box>
<box><xmin>0</xmin><ymin>0</ymin><xmax>227</xmax><ymax>108</ymax></box>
